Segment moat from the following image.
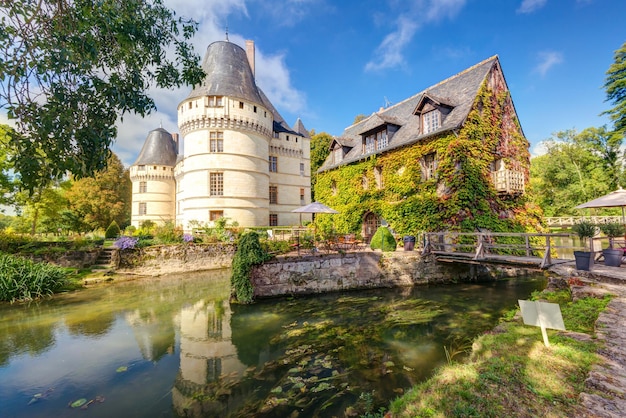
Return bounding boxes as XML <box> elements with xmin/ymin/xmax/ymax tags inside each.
<box><xmin>0</xmin><ymin>270</ymin><xmax>546</xmax><ymax>417</ymax></box>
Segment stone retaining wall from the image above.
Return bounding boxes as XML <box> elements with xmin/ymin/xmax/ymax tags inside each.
<box><xmin>251</xmin><ymin>251</ymin><xmax>538</xmax><ymax>298</ymax></box>
<box><xmin>116</xmin><ymin>243</ymin><xmax>236</xmax><ymax>276</ymax></box>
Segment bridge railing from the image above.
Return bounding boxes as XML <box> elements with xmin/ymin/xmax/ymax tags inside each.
<box><xmin>422</xmin><ymin>231</ymin><xmax>576</xmax><ymax>268</ymax></box>
<box><xmin>545</xmin><ymin>216</ymin><xmax>623</xmax><ymax>227</ymax></box>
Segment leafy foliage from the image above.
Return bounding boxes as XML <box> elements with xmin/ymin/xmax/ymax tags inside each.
<box><xmin>105</xmin><ymin>221</ymin><xmax>120</xmax><ymax>239</ymax></box>
<box><xmin>65</xmin><ymin>153</ymin><xmax>132</xmax><ymax>230</ymax></box>
<box><xmin>0</xmin><ymin>252</ymin><xmax>69</xmax><ymax>302</ymax></box>
<box><xmin>0</xmin><ymin>0</ymin><xmax>205</xmax><ymax>192</ymax></box>
<box><xmin>530</xmin><ymin>127</ymin><xmax>623</xmax><ymax>216</ymax></box>
<box><xmin>309</xmin><ymin>132</ymin><xmax>333</xmax><ymax>200</ymax></box>
<box><xmin>230</xmin><ymin>231</ymin><xmax>271</xmax><ymax>304</ymax></box>
<box><xmin>603</xmin><ymin>41</ymin><xmax>626</xmax><ymax>135</ymax></box>
<box><xmin>314</xmin><ymin>81</ymin><xmax>538</xmax><ymax>235</ymax></box>
<box><xmin>369</xmin><ymin>226</ymin><xmax>397</xmax><ymax>251</ymax></box>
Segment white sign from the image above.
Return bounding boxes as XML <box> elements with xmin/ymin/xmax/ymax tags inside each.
<box><xmin>518</xmin><ymin>300</ymin><xmax>565</xmax><ymax>347</ymax></box>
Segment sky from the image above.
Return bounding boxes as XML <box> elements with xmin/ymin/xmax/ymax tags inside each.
<box><xmin>110</xmin><ymin>0</ymin><xmax>626</xmax><ymax>166</ymax></box>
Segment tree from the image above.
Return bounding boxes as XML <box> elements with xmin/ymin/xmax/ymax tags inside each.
<box><xmin>604</xmin><ymin>42</ymin><xmax>626</xmax><ymax>134</ymax></box>
<box><xmin>309</xmin><ymin>132</ymin><xmax>333</xmax><ymax>201</ymax></box>
<box><xmin>353</xmin><ymin>114</ymin><xmax>367</xmax><ymax>124</ymax></box>
<box><xmin>0</xmin><ymin>125</ymin><xmax>17</xmax><ymax>207</ymax></box>
<box><xmin>65</xmin><ymin>153</ymin><xmax>131</xmax><ymax>230</ymax></box>
<box><xmin>0</xmin><ymin>0</ymin><xmax>205</xmax><ymax>192</ymax></box>
<box><xmin>578</xmin><ymin>126</ymin><xmax>623</xmax><ymax>190</ymax></box>
<box><xmin>530</xmin><ymin>129</ymin><xmax>615</xmax><ymax>216</ymax></box>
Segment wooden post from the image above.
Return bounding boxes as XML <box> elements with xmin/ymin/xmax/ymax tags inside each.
<box><xmin>540</xmin><ymin>235</ymin><xmax>552</xmax><ymax>268</ymax></box>
<box><xmin>525</xmin><ymin>235</ymin><xmax>531</xmax><ymax>257</ymax></box>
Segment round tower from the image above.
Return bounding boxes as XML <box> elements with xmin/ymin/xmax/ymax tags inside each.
<box><xmin>129</xmin><ymin>128</ymin><xmax>178</xmax><ymax>228</ymax></box>
<box><xmin>176</xmin><ymin>40</ymin><xmax>274</xmax><ymax>228</ymax></box>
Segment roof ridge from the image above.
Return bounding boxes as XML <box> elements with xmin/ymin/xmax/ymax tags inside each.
<box><xmin>342</xmin><ymin>55</ymin><xmax>499</xmax><ymax>131</ymax></box>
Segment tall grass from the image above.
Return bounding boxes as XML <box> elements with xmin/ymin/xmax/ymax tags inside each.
<box><xmin>0</xmin><ymin>252</ymin><xmax>69</xmax><ymax>302</ymax></box>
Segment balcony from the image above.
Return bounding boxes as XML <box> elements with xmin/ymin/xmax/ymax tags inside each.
<box><xmin>492</xmin><ymin>169</ymin><xmax>525</xmax><ymax>195</ymax></box>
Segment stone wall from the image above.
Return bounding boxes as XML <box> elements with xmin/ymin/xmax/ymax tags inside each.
<box><xmin>116</xmin><ymin>243</ymin><xmax>236</xmax><ymax>276</ymax></box>
<box><xmin>29</xmin><ymin>250</ymin><xmax>100</xmax><ymax>268</ymax></box>
<box><xmin>251</xmin><ymin>251</ymin><xmax>539</xmax><ymax>298</ymax></box>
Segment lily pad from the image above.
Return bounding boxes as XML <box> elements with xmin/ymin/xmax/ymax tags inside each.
<box><xmin>70</xmin><ymin>398</ymin><xmax>87</xmax><ymax>408</ymax></box>
<box><xmin>116</xmin><ymin>366</ymin><xmax>128</xmax><ymax>373</ymax></box>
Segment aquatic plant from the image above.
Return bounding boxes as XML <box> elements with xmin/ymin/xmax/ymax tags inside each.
<box><xmin>230</xmin><ymin>231</ymin><xmax>271</xmax><ymax>303</ymax></box>
<box><xmin>0</xmin><ymin>252</ymin><xmax>69</xmax><ymax>302</ymax></box>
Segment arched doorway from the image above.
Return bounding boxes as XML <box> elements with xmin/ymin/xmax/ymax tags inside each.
<box><xmin>362</xmin><ymin>212</ymin><xmax>380</xmax><ymax>244</ymax></box>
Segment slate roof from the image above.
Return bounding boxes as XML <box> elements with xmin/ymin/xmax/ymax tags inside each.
<box><xmin>319</xmin><ymin>55</ymin><xmax>502</xmax><ymax>172</ymax></box>
<box><xmin>186</xmin><ymin>41</ymin><xmax>264</xmax><ymax>105</ymax></box>
<box><xmin>184</xmin><ymin>40</ymin><xmax>303</xmax><ymax>138</ymax></box>
<box><xmin>133</xmin><ymin>128</ymin><xmax>178</xmax><ymax>166</ymax></box>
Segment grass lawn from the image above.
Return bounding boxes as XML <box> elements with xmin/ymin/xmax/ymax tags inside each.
<box><xmin>389</xmin><ymin>288</ymin><xmax>611</xmax><ymax>417</ymax></box>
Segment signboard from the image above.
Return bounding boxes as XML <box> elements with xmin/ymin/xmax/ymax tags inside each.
<box><xmin>518</xmin><ymin>300</ymin><xmax>565</xmax><ymax>347</ymax></box>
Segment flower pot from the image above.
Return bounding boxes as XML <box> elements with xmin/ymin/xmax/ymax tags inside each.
<box><xmin>574</xmin><ymin>251</ymin><xmax>594</xmax><ymax>271</ymax></box>
<box><xmin>602</xmin><ymin>248</ymin><xmax>624</xmax><ymax>267</ymax></box>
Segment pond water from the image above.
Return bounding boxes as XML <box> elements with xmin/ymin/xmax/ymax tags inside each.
<box><xmin>0</xmin><ymin>270</ymin><xmax>546</xmax><ymax>418</ymax></box>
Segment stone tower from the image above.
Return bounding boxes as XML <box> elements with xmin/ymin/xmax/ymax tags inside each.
<box><xmin>129</xmin><ymin>128</ymin><xmax>178</xmax><ymax>228</ymax></box>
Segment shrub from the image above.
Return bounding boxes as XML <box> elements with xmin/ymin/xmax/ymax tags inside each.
<box><xmin>370</xmin><ymin>227</ymin><xmax>397</xmax><ymax>252</ymax></box>
<box><xmin>154</xmin><ymin>221</ymin><xmax>183</xmax><ymax>244</ymax></box>
<box><xmin>105</xmin><ymin>221</ymin><xmax>121</xmax><ymax>239</ymax></box>
<box><xmin>0</xmin><ymin>252</ymin><xmax>69</xmax><ymax>302</ymax></box>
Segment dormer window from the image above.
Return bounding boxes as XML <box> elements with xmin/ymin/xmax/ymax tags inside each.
<box><xmin>362</xmin><ymin>128</ymin><xmax>388</xmax><ymax>154</ymax></box>
<box><xmin>206</xmin><ymin>96</ymin><xmax>223</xmax><ymax>107</ymax></box>
<box><xmin>422</xmin><ymin>110</ymin><xmax>440</xmax><ymax>134</ymax></box>
<box><xmin>333</xmin><ymin>146</ymin><xmax>343</xmax><ymax>164</ymax></box>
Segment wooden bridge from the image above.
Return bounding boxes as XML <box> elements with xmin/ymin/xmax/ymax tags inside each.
<box><xmin>422</xmin><ymin>231</ymin><xmax>577</xmax><ymax>269</ymax></box>
<box><xmin>544</xmin><ymin>216</ymin><xmax>623</xmax><ymax>228</ymax></box>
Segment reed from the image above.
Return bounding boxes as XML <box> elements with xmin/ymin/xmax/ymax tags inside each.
<box><xmin>0</xmin><ymin>252</ymin><xmax>69</xmax><ymax>302</ymax></box>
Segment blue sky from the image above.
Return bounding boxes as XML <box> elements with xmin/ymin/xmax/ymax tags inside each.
<box><xmin>111</xmin><ymin>0</ymin><xmax>626</xmax><ymax>166</ymax></box>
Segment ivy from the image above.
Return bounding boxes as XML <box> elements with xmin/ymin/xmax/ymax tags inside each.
<box><xmin>230</xmin><ymin>231</ymin><xmax>271</xmax><ymax>304</ymax></box>
<box><xmin>315</xmin><ymin>78</ymin><xmax>541</xmax><ymax>235</ymax></box>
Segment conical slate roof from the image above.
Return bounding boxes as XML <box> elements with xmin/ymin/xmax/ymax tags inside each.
<box><xmin>133</xmin><ymin>128</ymin><xmax>178</xmax><ymax>166</ymax></box>
<box><xmin>186</xmin><ymin>41</ymin><xmax>264</xmax><ymax>105</ymax></box>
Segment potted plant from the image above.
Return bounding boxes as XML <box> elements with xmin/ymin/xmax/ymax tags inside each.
<box><xmin>599</xmin><ymin>221</ymin><xmax>625</xmax><ymax>267</ymax></box>
<box><xmin>571</xmin><ymin>220</ymin><xmax>597</xmax><ymax>271</ymax></box>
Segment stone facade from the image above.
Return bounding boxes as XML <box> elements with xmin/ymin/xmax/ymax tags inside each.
<box><xmin>130</xmin><ymin>40</ymin><xmax>312</xmax><ymax>230</ymax></box>
<box><xmin>251</xmin><ymin>251</ymin><xmax>538</xmax><ymax>298</ymax></box>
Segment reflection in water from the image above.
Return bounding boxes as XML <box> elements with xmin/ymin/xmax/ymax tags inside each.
<box><xmin>0</xmin><ymin>270</ymin><xmax>546</xmax><ymax>418</ymax></box>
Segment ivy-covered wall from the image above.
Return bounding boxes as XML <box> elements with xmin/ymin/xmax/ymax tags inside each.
<box><xmin>314</xmin><ymin>73</ymin><xmax>544</xmax><ymax>236</ymax></box>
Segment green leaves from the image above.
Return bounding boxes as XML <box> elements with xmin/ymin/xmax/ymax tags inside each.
<box><xmin>603</xmin><ymin>42</ymin><xmax>626</xmax><ymax>135</ymax></box>
<box><xmin>0</xmin><ymin>0</ymin><xmax>205</xmax><ymax>192</ymax></box>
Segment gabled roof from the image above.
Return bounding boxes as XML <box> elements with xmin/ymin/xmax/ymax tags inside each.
<box><xmin>319</xmin><ymin>55</ymin><xmax>502</xmax><ymax>172</ymax></box>
<box><xmin>133</xmin><ymin>128</ymin><xmax>178</xmax><ymax>167</ymax></box>
<box><xmin>414</xmin><ymin>93</ymin><xmax>455</xmax><ymax>114</ymax></box>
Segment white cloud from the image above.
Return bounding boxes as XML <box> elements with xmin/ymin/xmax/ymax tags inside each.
<box><xmin>533</xmin><ymin>51</ymin><xmax>563</xmax><ymax>77</ymax></box>
<box><xmin>365</xmin><ymin>0</ymin><xmax>466</xmax><ymax>72</ymax></box>
<box><xmin>517</xmin><ymin>0</ymin><xmax>547</xmax><ymax>14</ymax></box>
<box><xmin>112</xmin><ymin>0</ymin><xmax>308</xmax><ymax>166</ymax></box>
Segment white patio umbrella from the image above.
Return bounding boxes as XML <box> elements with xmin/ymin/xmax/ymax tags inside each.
<box><xmin>291</xmin><ymin>202</ymin><xmax>339</xmax><ymax>252</ymax></box>
<box><xmin>574</xmin><ymin>188</ymin><xmax>626</xmax><ymax>223</ymax></box>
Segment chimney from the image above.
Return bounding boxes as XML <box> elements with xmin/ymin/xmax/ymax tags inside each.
<box><xmin>245</xmin><ymin>40</ymin><xmax>255</xmax><ymax>78</ymax></box>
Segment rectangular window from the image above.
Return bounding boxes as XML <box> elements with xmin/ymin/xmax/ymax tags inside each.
<box><xmin>207</xmin><ymin>96</ymin><xmax>223</xmax><ymax>107</ymax></box>
<box><xmin>253</xmin><ymin>105</ymin><xmax>257</xmax><ymax>113</ymax></box>
<box><xmin>333</xmin><ymin>147</ymin><xmax>343</xmax><ymax>164</ymax></box>
<box><xmin>139</xmin><ymin>181</ymin><xmax>147</xmax><ymax>193</ymax></box>
<box><xmin>300</xmin><ymin>188</ymin><xmax>305</xmax><ymax>205</ymax></box>
<box><xmin>423</xmin><ymin>110</ymin><xmax>440</xmax><ymax>134</ymax></box>
<box><xmin>209</xmin><ymin>131</ymin><xmax>224</xmax><ymax>152</ymax></box>
<box><xmin>286</xmin><ymin>135</ymin><xmax>290</xmax><ymax>141</ymax></box>
<box><xmin>210</xmin><ymin>210</ymin><xmax>224</xmax><ymax>221</ymax></box>
<box><xmin>269</xmin><ymin>214</ymin><xmax>278</xmax><ymax>226</ymax></box>
<box><xmin>239</xmin><ymin>101</ymin><xmax>244</xmax><ymax>109</ymax></box>
<box><xmin>421</xmin><ymin>153</ymin><xmax>438</xmax><ymax>180</ymax></box>
<box><xmin>269</xmin><ymin>156</ymin><xmax>278</xmax><ymax>172</ymax></box>
<box><xmin>365</xmin><ymin>134</ymin><xmax>375</xmax><ymax>153</ymax></box>
<box><xmin>209</xmin><ymin>172</ymin><xmax>224</xmax><ymax>196</ymax></box>
<box><xmin>138</xmin><ymin>165</ymin><xmax>145</xmax><ymax>170</ymax></box>
<box><xmin>376</xmin><ymin>130</ymin><xmax>388</xmax><ymax>150</ymax></box>
<box><xmin>300</xmin><ymin>163</ymin><xmax>305</xmax><ymax>176</ymax></box>
<box><xmin>139</xmin><ymin>202</ymin><xmax>147</xmax><ymax>215</ymax></box>
<box><xmin>269</xmin><ymin>186</ymin><xmax>278</xmax><ymax>204</ymax></box>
